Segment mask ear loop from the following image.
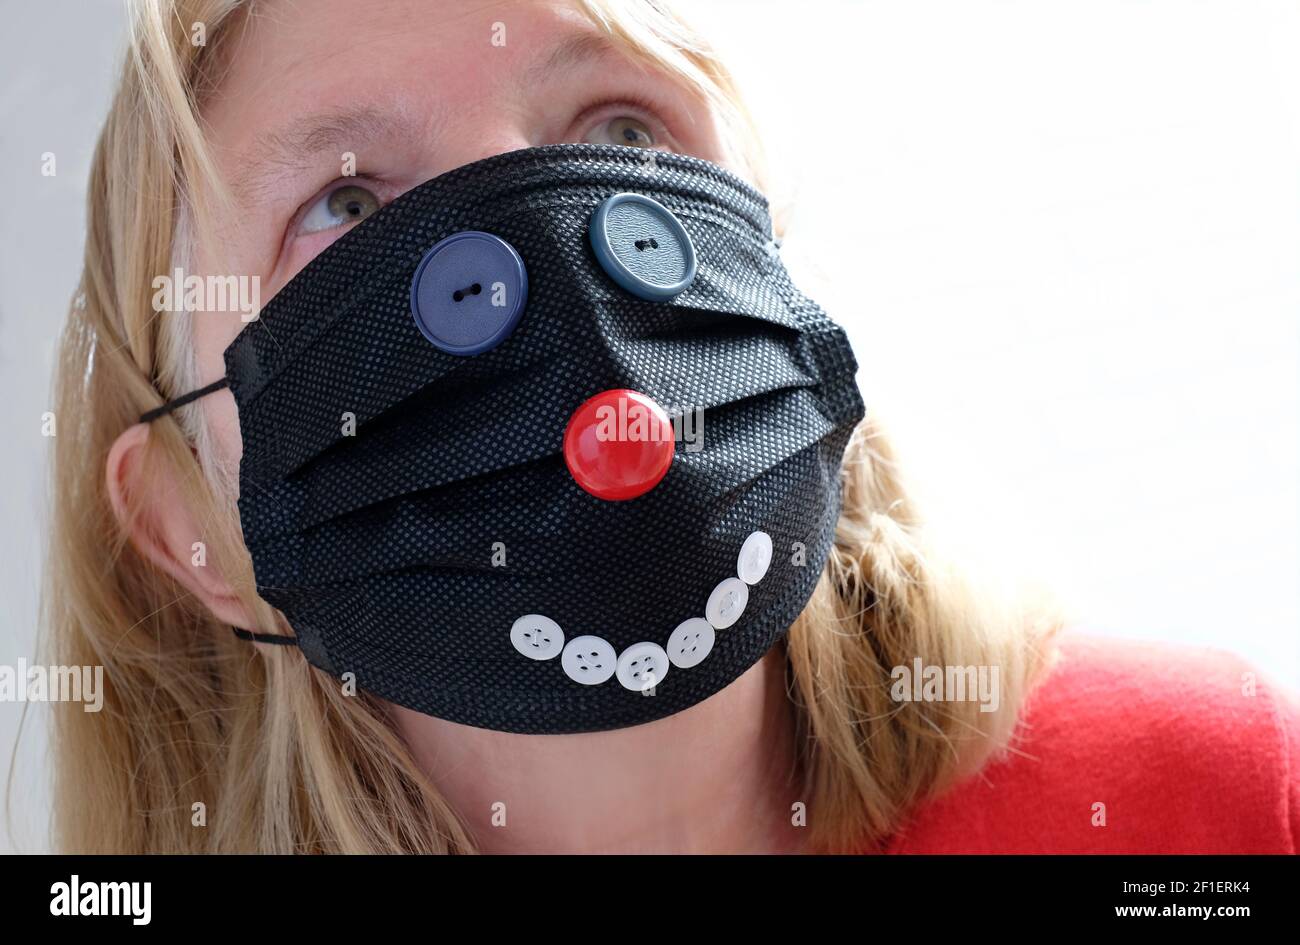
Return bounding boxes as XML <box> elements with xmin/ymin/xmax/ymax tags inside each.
<box><xmin>138</xmin><ymin>376</ymin><xmax>300</xmax><ymax>650</ymax></box>
<box><xmin>232</xmin><ymin>627</ymin><xmax>297</xmax><ymax>646</ymax></box>
<box><xmin>137</xmin><ymin>376</ymin><xmax>230</xmax><ymax>424</ymax></box>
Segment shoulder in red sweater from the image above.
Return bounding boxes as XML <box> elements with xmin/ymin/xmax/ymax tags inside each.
<box><xmin>884</xmin><ymin>633</ymin><xmax>1299</xmax><ymax>853</ymax></box>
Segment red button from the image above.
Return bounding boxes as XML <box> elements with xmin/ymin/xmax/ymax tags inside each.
<box><xmin>563</xmin><ymin>389</ymin><xmax>675</xmax><ymax>501</ymax></box>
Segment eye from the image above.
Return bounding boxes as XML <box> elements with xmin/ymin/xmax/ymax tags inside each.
<box><xmin>584</xmin><ymin>115</ymin><xmax>656</xmax><ymax>149</ymax></box>
<box><xmin>297</xmin><ymin>183</ymin><xmax>383</xmax><ymax>235</ymax></box>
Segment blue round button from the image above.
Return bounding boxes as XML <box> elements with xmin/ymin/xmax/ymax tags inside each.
<box><xmin>589</xmin><ymin>193</ymin><xmax>697</xmax><ymax>302</ymax></box>
<box><xmin>410</xmin><ymin>231</ymin><xmax>528</xmax><ymax>355</ymax></box>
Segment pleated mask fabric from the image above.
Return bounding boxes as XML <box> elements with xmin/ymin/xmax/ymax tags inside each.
<box><xmin>156</xmin><ymin>143</ymin><xmax>864</xmax><ymax>734</ymax></box>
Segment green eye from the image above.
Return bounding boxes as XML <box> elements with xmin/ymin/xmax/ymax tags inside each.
<box><xmin>587</xmin><ymin>116</ymin><xmax>655</xmax><ymax>149</ymax></box>
<box><xmin>299</xmin><ymin>184</ymin><xmax>382</xmax><ymax>235</ymax></box>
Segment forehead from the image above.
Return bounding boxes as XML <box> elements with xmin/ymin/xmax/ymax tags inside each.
<box><xmin>200</xmin><ymin>0</ymin><xmax>638</xmax><ymax>168</ymax></box>
<box><xmin>211</xmin><ymin>0</ymin><xmax>600</xmax><ymax>103</ymax></box>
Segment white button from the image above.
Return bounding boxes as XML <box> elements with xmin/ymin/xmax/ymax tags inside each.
<box><xmin>561</xmin><ymin>635</ymin><xmax>617</xmax><ymax>685</ymax></box>
<box><xmin>666</xmin><ymin>617</ymin><xmax>715</xmax><ymax>669</ymax></box>
<box><xmin>705</xmin><ymin>577</ymin><xmax>749</xmax><ymax>629</ymax></box>
<box><xmin>737</xmin><ymin>530</ymin><xmax>773</xmax><ymax>585</ymax></box>
<box><xmin>616</xmin><ymin>642</ymin><xmax>671</xmax><ymax>692</ymax></box>
<box><xmin>510</xmin><ymin>614</ymin><xmax>564</xmax><ymax>660</ymax></box>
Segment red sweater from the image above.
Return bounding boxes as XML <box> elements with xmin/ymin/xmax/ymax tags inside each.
<box><xmin>883</xmin><ymin>634</ymin><xmax>1299</xmax><ymax>853</ymax></box>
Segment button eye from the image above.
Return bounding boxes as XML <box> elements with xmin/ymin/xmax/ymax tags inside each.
<box><xmin>588</xmin><ymin>193</ymin><xmax>697</xmax><ymax>302</ymax></box>
<box><xmin>585</xmin><ymin>115</ymin><xmax>655</xmax><ymax>149</ymax></box>
<box><xmin>409</xmin><ymin>230</ymin><xmax>528</xmax><ymax>356</ymax></box>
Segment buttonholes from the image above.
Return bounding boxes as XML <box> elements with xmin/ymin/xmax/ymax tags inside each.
<box><xmin>451</xmin><ymin>282</ymin><xmax>482</xmax><ymax>302</ymax></box>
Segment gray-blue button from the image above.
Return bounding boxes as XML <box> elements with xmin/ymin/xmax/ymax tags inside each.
<box><xmin>588</xmin><ymin>193</ymin><xmax>696</xmax><ymax>301</ymax></box>
<box><xmin>410</xmin><ymin>230</ymin><xmax>528</xmax><ymax>356</ymax></box>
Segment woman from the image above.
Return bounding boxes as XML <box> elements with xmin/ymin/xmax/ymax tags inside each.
<box><xmin>46</xmin><ymin>0</ymin><xmax>1297</xmax><ymax>853</ymax></box>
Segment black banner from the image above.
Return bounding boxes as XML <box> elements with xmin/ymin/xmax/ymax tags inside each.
<box><xmin>6</xmin><ymin>853</ymin><xmax>1290</xmax><ymax>931</ymax></box>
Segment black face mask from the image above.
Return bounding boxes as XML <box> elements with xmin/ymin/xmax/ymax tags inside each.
<box><xmin>142</xmin><ymin>143</ymin><xmax>863</xmax><ymax>734</ymax></box>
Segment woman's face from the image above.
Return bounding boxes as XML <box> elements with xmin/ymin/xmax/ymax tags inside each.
<box><xmin>190</xmin><ymin>0</ymin><xmax>731</xmax><ymax>466</ymax></box>
<box><xmin>123</xmin><ymin>1</ymin><xmax>792</xmax><ymax>848</ymax></box>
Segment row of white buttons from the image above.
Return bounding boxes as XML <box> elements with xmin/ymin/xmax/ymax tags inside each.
<box><xmin>509</xmin><ymin>530</ymin><xmax>774</xmax><ymax>691</ymax></box>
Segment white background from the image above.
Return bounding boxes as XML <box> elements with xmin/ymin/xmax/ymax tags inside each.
<box><xmin>1</xmin><ymin>0</ymin><xmax>1297</xmax><ymax>853</ymax></box>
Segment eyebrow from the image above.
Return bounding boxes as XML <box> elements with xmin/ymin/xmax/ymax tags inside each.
<box><xmin>231</xmin><ymin>104</ymin><xmax>426</xmax><ymax>204</ymax></box>
<box><xmin>517</xmin><ymin>30</ymin><xmax>630</xmax><ymax>93</ymax></box>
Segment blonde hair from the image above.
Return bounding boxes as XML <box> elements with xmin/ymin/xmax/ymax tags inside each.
<box><xmin>44</xmin><ymin>0</ymin><xmax>1057</xmax><ymax>853</ymax></box>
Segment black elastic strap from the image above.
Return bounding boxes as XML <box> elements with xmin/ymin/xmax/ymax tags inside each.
<box><xmin>139</xmin><ymin>377</ymin><xmax>230</xmax><ymax>424</ymax></box>
<box><xmin>232</xmin><ymin>626</ymin><xmax>298</xmax><ymax>647</ymax></box>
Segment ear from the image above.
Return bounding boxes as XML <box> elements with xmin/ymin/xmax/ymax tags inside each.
<box><xmin>106</xmin><ymin>422</ymin><xmax>255</xmax><ymax>629</ymax></box>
